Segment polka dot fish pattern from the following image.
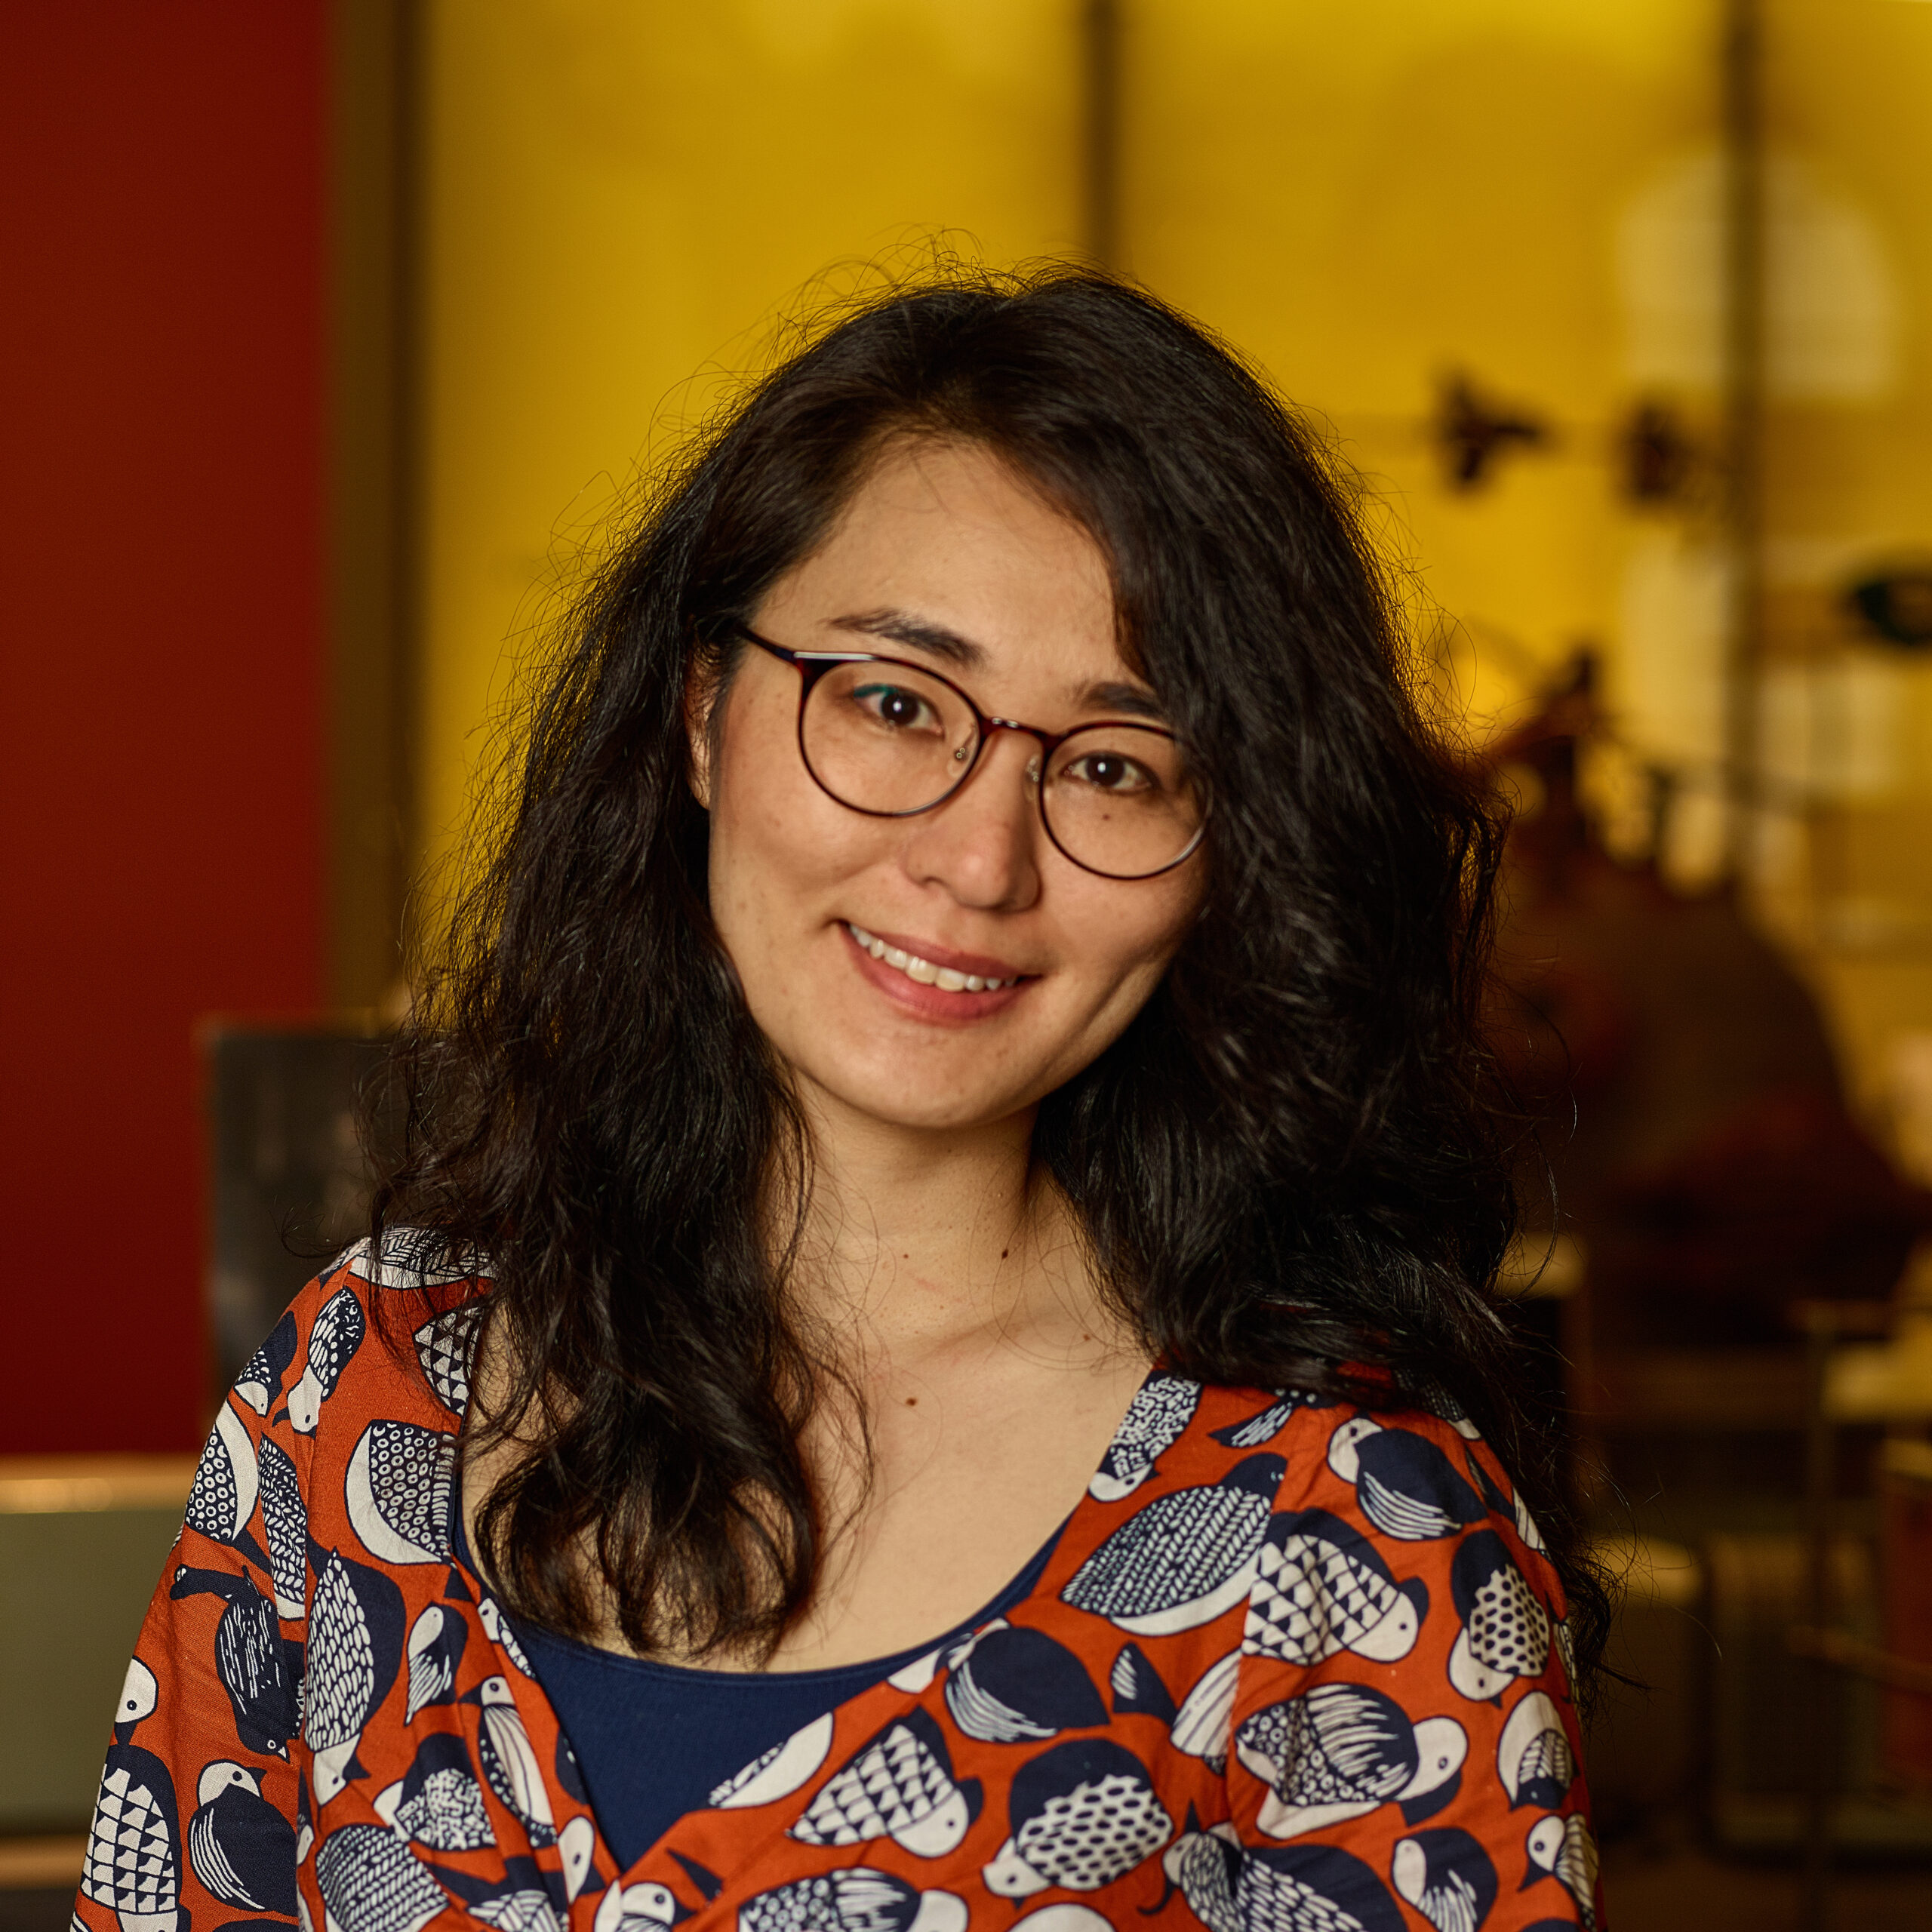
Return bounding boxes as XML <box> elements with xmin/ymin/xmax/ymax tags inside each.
<box><xmin>74</xmin><ymin>1242</ymin><xmax>1598</xmax><ymax>1932</ymax></box>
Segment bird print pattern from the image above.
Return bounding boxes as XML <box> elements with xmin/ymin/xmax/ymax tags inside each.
<box><xmin>78</xmin><ymin>1243</ymin><xmax>1598</xmax><ymax>1932</ymax></box>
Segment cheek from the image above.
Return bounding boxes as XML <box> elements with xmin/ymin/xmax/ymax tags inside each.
<box><xmin>1056</xmin><ymin>875</ymin><xmax>1201</xmax><ymax>1023</ymax></box>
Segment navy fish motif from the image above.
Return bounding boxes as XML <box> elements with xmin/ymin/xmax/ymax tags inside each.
<box><xmin>1244</xmin><ymin>1509</ymin><xmax>1428</xmax><ymax>1667</ymax></box>
<box><xmin>1327</xmin><ymin>1419</ymin><xmax>1487</xmax><ymax>1542</ymax></box>
<box><xmin>1062</xmin><ymin>1455</ymin><xmax>1286</xmax><ymax>1635</ymax></box>
<box><xmin>1089</xmin><ymin>1374</ymin><xmax>1201</xmax><ymax>1500</ymax></box>
<box><xmin>1210</xmin><ymin>1389</ymin><xmax>1334</xmax><ymax>1450</ymax></box>
<box><xmin>186</xmin><ymin>1759</ymin><xmax>297</xmax><ymax>1915</ymax></box>
<box><xmin>315</xmin><ymin>1821</ymin><xmax>448</xmax><ymax>1932</ymax></box>
<box><xmin>1235</xmin><ymin>1684</ymin><xmax>1466</xmax><ymax>1839</ymax></box>
<box><xmin>235</xmin><ymin>1312</ymin><xmax>300</xmax><ymax>1417</ymax></box>
<box><xmin>983</xmin><ymin>1738</ymin><xmax>1173</xmax><ymax>1897</ymax></box>
<box><xmin>791</xmin><ymin>1706</ymin><xmax>981</xmax><ymax>1858</ymax></box>
<box><xmin>945</xmin><ymin>1623</ymin><xmax>1106</xmax><ymax>1743</ymax></box>
<box><xmin>1164</xmin><ymin>1823</ymin><xmax>1407</xmax><ymax>1932</ymax></box>
<box><xmin>346</xmin><ymin>1420</ymin><xmax>456</xmax><ymax>1566</ymax></box>
<box><xmin>1391</xmin><ymin>1827</ymin><xmax>1497</xmax><ymax>1932</ymax></box>
<box><xmin>168</xmin><ymin>1566</ymin><xmax>298</xmax><ymax>1758</ymax></box>
<box><xmin>1447</xmin><ymin>1531</ymin><xmax>1550</xmax><ymax>1702</ymax></box>
<box><xmin>289</xmin><ymin>1286</ymin><xmax>367</xmax><ymax>1434</ymax></box>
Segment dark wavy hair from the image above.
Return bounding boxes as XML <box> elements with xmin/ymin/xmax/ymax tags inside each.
<box><xmin>374</xmin><ymin>265</ymin><xmax>1608</xmax><ymax>1684</ymax></box>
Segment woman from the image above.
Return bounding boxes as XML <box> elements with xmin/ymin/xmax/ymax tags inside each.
<box><xmin>82</xmin><ymin>270</ymin><xmax>1604</xmax><ymax>1932</ymax></box>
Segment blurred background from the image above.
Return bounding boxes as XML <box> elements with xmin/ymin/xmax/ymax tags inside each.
<box><xmin>8</xmin><ymin>2</ymin><xmax>1932</xmax><ymax>1926</ymax></box>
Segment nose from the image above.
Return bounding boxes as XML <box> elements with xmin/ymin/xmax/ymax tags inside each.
<box><xmin>898</xmin><ymin>728</ymin><xmax>1043</xmax><ymax>912</ymax></box>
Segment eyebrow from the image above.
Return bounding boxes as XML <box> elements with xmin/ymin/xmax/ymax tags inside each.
<box><xmin>826</xmin><ymin>608</ymin><xmax>1170</xmax><ymax>724</ymax></box>
<box><xmin>829</xmin><ymin>609</ymin><xmax>985</xmax><ymax>669</ymax></box>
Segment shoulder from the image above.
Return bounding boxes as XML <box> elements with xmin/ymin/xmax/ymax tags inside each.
<box><xmin>1072</xmin><ymin>1372</ymin><xmax>1571</xmax><ymax>1686</ymax></box>
<box><xmin>232</xmin><ymin>1229</ymin><xmax>492</xmax><ymax>1447</ymax></box>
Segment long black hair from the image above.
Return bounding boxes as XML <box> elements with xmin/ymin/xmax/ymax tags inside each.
<box><xmin>375</xmin><ymin>265</ymin><xmax>1608</xmax><ymax>1680</ymax></box>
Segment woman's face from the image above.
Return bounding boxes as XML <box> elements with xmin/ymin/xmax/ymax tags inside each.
<box><xmin>701</xmin><ymin>438</ymin><xmax>1205</xmax><ymax>1138</ymax></box>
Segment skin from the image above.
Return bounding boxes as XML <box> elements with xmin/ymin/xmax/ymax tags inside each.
<box><xmin>472</xmin><ymin>437</ymin><xmax>1206</xmax><ymax>1669</ymax></box>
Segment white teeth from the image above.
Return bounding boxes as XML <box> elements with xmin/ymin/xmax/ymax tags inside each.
<box><xmin>846</xmin><ymin>924</ymin><xmax>1014</xmax><ymax>995</ymax></box>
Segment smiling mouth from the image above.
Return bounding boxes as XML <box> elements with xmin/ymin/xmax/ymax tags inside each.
<box><xmin>845</xmin><ymin>924</ymin><xmax>1024</xmax><ymax>993</ymax></box>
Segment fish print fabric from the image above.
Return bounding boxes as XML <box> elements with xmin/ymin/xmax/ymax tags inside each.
<box><xmin>78</xmin><ymin>1242</ymin><xmax>1600</xmax><ymax>1932</ymax></box>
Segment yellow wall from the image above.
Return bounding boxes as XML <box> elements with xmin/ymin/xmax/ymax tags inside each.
<box><xmin>417</xmin><ymin>0</ymin><xmax>1932</xmax><ymax>1145</ymax></box>
<box><xmin>418</xmin><ymin>0</ymin><xmax>1084</xmax><ymax>875</ymax></box>
<box><xmin>1123</xmin><ymin>0</ymin><xmax>1721</xmax><ymax>734</ymax></box>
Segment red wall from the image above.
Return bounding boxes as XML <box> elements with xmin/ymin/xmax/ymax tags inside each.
<box><xmin>0</xmin><ymin>8</ymin><xmax>327</xmax><ymax>1452</ymax></box>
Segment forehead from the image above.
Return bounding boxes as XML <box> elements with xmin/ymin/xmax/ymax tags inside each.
<box><xmin>769</xmin><ymin>438</ymin><xmax>1120</xmax><ymax>657</ymax></box>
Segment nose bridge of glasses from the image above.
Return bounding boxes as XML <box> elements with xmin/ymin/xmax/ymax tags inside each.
<box><xmin>979</xmin><ymin>717</ymin><xmax>1048</xmax><ymax>784</ymax></box>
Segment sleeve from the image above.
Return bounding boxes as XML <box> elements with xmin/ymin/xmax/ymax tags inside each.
<box><xmin>1220</xmin><ymin>1407</ymin><xmax>1601</xmax><ymax>1931</ymax></box>
<box><xmin>74</xmin><ymin>1294</ymin><xmax>315</xmax><ymax>1932</ymax></box>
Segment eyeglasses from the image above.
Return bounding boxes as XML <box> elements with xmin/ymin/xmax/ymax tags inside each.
<box><xmin>732</xmin><ymin>623</ymin><xmax>1208</xmax><ymax>881</ymax></box>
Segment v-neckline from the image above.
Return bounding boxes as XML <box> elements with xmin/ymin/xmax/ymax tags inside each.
<box><xmin>441</xmin><ymin>1352</ymin><xmax>1177</xmax><ymax>1909</ymax></box>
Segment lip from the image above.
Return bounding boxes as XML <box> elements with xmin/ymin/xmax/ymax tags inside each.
<box><xmin>839</xmin><ymin>923</ymin><xmax>1036</xmax><ymax>1023</ymax></box>
<box><xmin>851</xmin><ymin>927</ymin><xmax>1032</xmax><ymax>982</ymax></box>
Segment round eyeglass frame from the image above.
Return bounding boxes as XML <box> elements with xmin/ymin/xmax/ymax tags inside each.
<box><xmin>731</xmin><ymin>622</ymin><xmax>1209</xmax><ymax>881</ymax></box>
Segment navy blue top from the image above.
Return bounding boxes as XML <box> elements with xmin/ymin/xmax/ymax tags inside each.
<box><xmin>497</xmin><ymin>1524</ymin><xmax>1063</xmax><ymax>1869</ymax></box>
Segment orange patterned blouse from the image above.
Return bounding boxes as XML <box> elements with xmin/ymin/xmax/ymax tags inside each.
<box><xmin>77</xmin><ymin>1238</ymin><xmax>1601</xmax><ymax>1932</ymax></box>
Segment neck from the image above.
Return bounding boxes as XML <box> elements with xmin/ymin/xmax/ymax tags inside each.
<box><xmin>777</xmin><ymin>1083</ymin><xmax>1111</xmax><ymax>1362</ymax></box>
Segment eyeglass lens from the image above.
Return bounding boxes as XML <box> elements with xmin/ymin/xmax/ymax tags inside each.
<box><xmin>800</xmin><ymin>660</ymin><xmax>1202</xmax><ymax>878</ymax></box>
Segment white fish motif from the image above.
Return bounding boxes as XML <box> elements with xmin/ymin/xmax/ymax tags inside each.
<box><xmin>983</xmin><ymin>1739</ymin><xmax>1172</xmax><ymax>1897</ymax></box>
<box><xmin>789</xmin><ymin>1709</ymin><xmax>980</xmax><ymax>1858</ymax></box>
<box><xmin>1062</xmin><ymin>1455</ymin><xmax>1285</xmax><ymax>1635</ymax></box>
<box><xmin>1089</xmin><ymin>1375</ymin><xmax>1201</xmax><ymax>1500</ymax></box>
<box><xmin>258</xmin><ymin>1436</ymin><xmax>308</xmax><ymax>1618</ymax></box>
<box><xmin>414</xmin><ymin>1301</ymin><xmax>485</xmax><ymax>1414</ymax></box>
<box><xmin>468</xmin><ymin>1675</ymin><xmax>555</xmax><ymax>1845</ymax></box>
<box><xmin>710</xmin><ymin>1712</ymin><xmax>835</xmax><ymax>1810</ymax></box>
<box><xmin>1236</xmin><ymin>1684</ymin><xmax>1466</xmax><ymax>1841</ymax></box>
<box><xmin>1244</xmin><ymin>1509</ymin><xmax>1428</xmax><ymax>1667</ymax></box>
<box><xmin>314</xmin><ymin>1823</ymin><xmax>447</xmax><ymax>1932</ymax></box>
<box><xmin>343</xmin><ymin>1226</ymin><xmax>480</xmax><ymax>1291</ymax></box>
<box><xmin>1447</xmin><ymin>1531</ymin><xmax>1550</xmax><ymax>1703</ymax></box>
<box><xmin>403</xmin><ymin>1603</ymin><xmax>466</xmax><ymax>1721</ymax></box>
<box><xmin>1524</xmin><ymin>1813</ymin><xmax>1598</xmax><ymax>1929</ymax></box>
<box><xmin>1389</xmin><ymin>1827</ymin><xmax>1497</xmax><ymax>1932</ymax></box>
<box><xmin>1497</xmin><ymin>1691</ymin><xmax>1576</xmax><ymax>1810</ymax></box>
<box><xmin>345</xmin><ymin>1420</ymin><xmax>456</xmax><ymax>1566</ymax></box>
<box><xmin>594</xmin><ymin>1880</ymin><xmax>680</xmax><ymax>1932</ymax></box>
<box><xmin>288</xmin><ymin>1287</ymin><xmax>367</xmax><ymax>1435</ymax></box>
<box><xmin>183</xmin><ymin>1403</ymin><xmax>260</xmax><ymax>1546</ymax></box>
<box><xmin>737</xmin><ymin>1869</ymin><xmax>966</xmax><ymax>1932</ymax></box>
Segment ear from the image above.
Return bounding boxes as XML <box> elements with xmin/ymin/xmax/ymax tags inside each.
<box><xmin>684</xmin><ymin>661</ymin><xmax>719</xmax><ymax>811</ymax></box>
